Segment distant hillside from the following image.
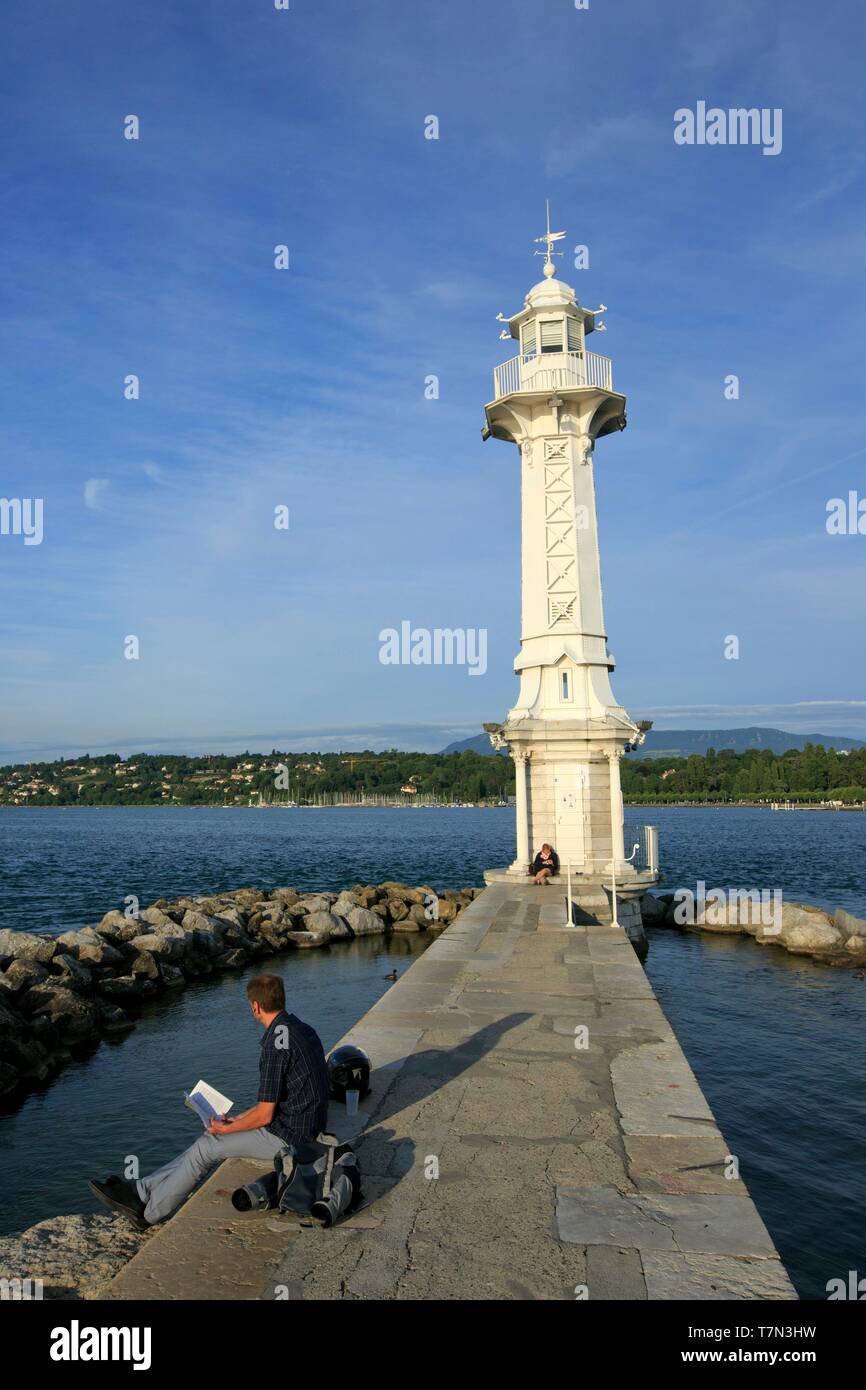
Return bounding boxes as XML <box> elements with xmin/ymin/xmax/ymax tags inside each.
<box><xmin>631</xmin><ymin>727</ymin><xmax>865</xmax><ymax>758</ymax></box>
<box><xmin>441</xmin><ymin>727</ymin><xmax>866</xmax><ymax>758</ymax></box>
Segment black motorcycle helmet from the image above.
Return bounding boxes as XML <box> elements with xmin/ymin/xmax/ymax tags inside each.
<box><xmin>327</xmin><ymin>1044</ymin><xmax>372</xmax><ymax>1101</ymax></box>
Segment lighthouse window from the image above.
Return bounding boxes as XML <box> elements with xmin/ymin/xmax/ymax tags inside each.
<box><xmin>560</xmin><ymin>670</ymin><xmax>571</xmax><ymax>701</ymax></box>
<box><xmin>567</xmin><ymin>317</ymin><xmax>582</xmax><ymax>353</ymax></box>
<box><xmin>522</xmin><ymin>322</ymin><xmax>537</xmax><ymax>358</ymax></box>
<box><xmin>540</xmin><ymin>319</ymin><xmax>563</xmax><ymax>353</ymax></box>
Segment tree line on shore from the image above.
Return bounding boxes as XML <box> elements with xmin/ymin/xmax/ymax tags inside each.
<box><xmin>0</xmin><ymin>749</ymin><xmax>513</xmax><ymax>806</ymax></box>
<box><xmin>621</xmin><ymin>743</ymin><xmax>866</xmax><ymax>802</ymax></box>
<box><xmin>3</xmin><ymin>742</ymin><xmax>865</xmax><ymax>807</ymax></box>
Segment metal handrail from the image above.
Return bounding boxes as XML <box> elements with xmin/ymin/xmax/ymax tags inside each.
<box><xmin>493</xmin><ymin>349</ymin><xmax>613</xmax><ymax>399</ymax></box>
<box><xmin>622</xmin><ymin>824</ymin><xmax>659</xmax><ymax>875</ymax></box>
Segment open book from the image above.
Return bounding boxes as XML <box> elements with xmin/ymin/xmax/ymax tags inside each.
<box><xmin>184</xmin><ymin>1079</ymin><xmax>233</xmax><ymax>1129</ymax></box>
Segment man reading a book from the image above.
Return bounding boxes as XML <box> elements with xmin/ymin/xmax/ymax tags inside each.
<box><xmin>89</xmin><ymin>974</ymin><xmax>330</xmax><ymax>1228</ymax></box>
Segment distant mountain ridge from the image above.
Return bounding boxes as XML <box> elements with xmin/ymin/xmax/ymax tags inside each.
<box><xmin>441</xmin><ymin>727</ymin><xmax>866</xmax><ymax>758</ymax></box>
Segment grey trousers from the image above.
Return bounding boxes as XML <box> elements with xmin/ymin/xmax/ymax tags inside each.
<box><xmin>137</xmin><ymin>1127</ymin><xmax>287</xmax><ymax>1224</ymax></box>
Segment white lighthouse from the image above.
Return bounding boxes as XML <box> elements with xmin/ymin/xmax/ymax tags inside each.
<box><xmin>484</xmin><ymin>211</ymin><xmax>658</xmax><ymax>915</ymax></box>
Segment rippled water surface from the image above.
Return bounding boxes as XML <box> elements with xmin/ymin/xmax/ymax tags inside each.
<box><xmin>1</xmin><ymin>805</ymin><xmax>863</xmax><ymax>1298</ymax></box>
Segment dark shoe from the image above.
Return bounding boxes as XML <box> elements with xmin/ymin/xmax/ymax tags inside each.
<box><xmin>89</xmin><ymin>1176</ymin><xmax>150</xmax><ymax>1231</ymax></box>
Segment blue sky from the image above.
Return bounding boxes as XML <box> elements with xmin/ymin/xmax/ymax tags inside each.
<box><xmin>2</xmin><ymin>0</ymin><xmax>866</xmax><ymax>762</ymax></box>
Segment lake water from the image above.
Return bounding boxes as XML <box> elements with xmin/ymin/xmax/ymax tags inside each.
<box><xmin>1</xmin><ymin>804</ymin><xmax>864</xmax><ymax>1299</ymax></box>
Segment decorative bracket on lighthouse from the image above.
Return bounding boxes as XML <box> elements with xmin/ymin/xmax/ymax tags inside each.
<box><xmin>483</xmin><ymin>721</ymin><xmax>507</xmax><ymax>751</ymax></box>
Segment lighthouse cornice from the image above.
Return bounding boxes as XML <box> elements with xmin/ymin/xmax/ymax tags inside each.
<box><xmin>484</xmin><ymin>387</ymin><xmax>626</xmax><ymax>446</ymax></box>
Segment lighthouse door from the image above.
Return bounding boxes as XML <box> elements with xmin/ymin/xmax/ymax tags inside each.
<box><xmin>553</xmin><ymin>765</ymin><xmax>586</xmax><ymax>869</ymax></box>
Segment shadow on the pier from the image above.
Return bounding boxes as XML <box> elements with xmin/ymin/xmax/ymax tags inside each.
<box><xmin>382</xmin><ymin>1013</ymin><xmax>532</xmax><ymax>1121</ymax></box>
<box><xmin>354</xmin><ymin>1015</ymin><xmax>531</xmax><ymax>1195</ymax></box>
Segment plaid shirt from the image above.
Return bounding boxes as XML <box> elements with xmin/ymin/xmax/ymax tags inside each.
<box><xmin>258</xmin><ymin>1010</ymin><xmax>329</xmax><ymax>1143</ymax></box>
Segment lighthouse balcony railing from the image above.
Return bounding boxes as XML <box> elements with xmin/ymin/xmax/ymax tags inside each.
<box><xmin>622</xmin><ymin>824</ymin><xmax>659</xmax><ymax>876</ymax></box>
<box><xmin>493</xmin><ymin>349</ymin><xmax>613</xmax><ymax>399</ymax></box>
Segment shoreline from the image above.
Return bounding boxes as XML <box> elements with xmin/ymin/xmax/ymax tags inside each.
<box><xmin>2</xmin><ymin>800</ymin><xmax>864</xmax><ymax>812</ymax></box>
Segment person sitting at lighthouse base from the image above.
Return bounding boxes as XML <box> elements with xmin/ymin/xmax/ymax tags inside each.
<box><xmin>529</xmin><ymin>844</ymin><xmax>559</xmax><ymax>884</ymax></box>
<box><xmin>88</xmin><ymin>974</ymin><xmax>330</xmax><ymax>1229</ymax></box>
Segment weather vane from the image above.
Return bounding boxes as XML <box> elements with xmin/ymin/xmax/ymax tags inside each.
<box><xmin>533</xmin><ymin>199</ymin><xmax>566</xmax><ymax>277</ymax></box>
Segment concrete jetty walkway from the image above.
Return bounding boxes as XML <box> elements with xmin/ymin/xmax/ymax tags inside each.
<box><xmin>107</xmin><ymin>881</ymin><xmax>796</xmax><ymax>1301</ymax></box>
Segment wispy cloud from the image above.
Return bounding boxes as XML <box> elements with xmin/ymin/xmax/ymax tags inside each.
<box><xmin>83</xmin><ymin>478</ymin><xmax>110</xmax><ymax>510</ymax></box>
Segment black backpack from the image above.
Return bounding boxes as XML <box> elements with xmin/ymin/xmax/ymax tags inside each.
<box><xmin>232</xmin><ymin>1133</ymin><xmax>362</xmax><ymax>1227</ymax></box>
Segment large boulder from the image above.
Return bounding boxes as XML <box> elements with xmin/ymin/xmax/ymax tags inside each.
<box><xmin>332</xmin><ymin>892</ymin><xmax>359</xmax><ymax>918</ymax></box>
<box><xmin>386</xmin><ymin>898</ymin><xmax>409</xmax><ymax>924</ymax></box>
<box><xmin>221</xmin><ymin>925</ymin><xmax>257</xmax><ymax>954</ymax></box>
<box><xmin>20</xmin><ymin>986</ymin><xmax>100</xmax><ymax>1045</ymax></box>
<box><xmin>51</xmin><ymin>954</ymin><xmax>94</xmax><ymax>991</ymax></box>
<box><xmin>304</xmin><ymin>911</ymin><xmax>343</xmax><ymax>939</ymax></box>
<box><xmin>214</xmin><ymin>948</ymin><xmax>248</xmax><ymax>969</ymax></box>
<box><xmin>257</xmin><ymin>902</ymin><xmax>286</xmax><ymax>923</ymax></box>
<box><xmin>0</xmin><ymin>929</ymin><xmax>56</xmax><ymax>966</ymax></box>
<box><xmin>435</xmin><ymin>899</ymin><xmax>459</xmax><ymax>925</ymax></box>
<box><xmin>775</xmin><ymin>921</ymin><xmax>843</xmax><ymax>954</ymax></box>
<box><xmin>401</xmin><ymin>888</ymin><xmax>427</xmax><ymax>906</ymax></box>
<box><xmin>129</xmin><ymin>950</ymin><xmax>160</xmax><ymax>980</ymax></box>
<box><xmin>294</xmin><ymin>894</ymin><xmax>335</xmax><ymax>916</ymax></box>
<box><xmin>211</xmin><ymin>906</ymin><xmax>247</xmax><ymax>929</ymax></box>
<box><xmin>181</xmin><ymin>910</ymin><xmax>229</xmax><ymax>957</ymax></box>
<box><xmin>96</xmin><ymin>911</ymin><xmax>143</xmax><ymax>943</ymax></box>
<box><xmin>346</xmin><ymin>907</ymin><xmax>386</xmax><ymax>937</ymax></box>
<box><xmin>271</xmin><ymin>887</ymin><xmax>300</xmax><ymax>906</ymax></box>
<box><xmin>286</xmin><ymin>930</ymin><xmax>330</xmax><ymax>949</ymax></box>
<box><xmin>834</xmin><ymin>908</ymin><xmax>866</xmax><ymax>941</ymax></box>
<box><xmin>54</xmin><ymin>928</ymin><xmax>125</xmax><ymax>968</ymax></box>
<box><xmin>2</xmin><ymin>1034</ymin><xmax>56</xmax><ymax>1083</ymax></box>
<box><xmin>172</xmin><ymin>896</ymin><xmax>202</xmax><ymax>914</ymax></box>
<box><xmin>227</xmin><ymin>889</ymin><xmax>265</xmax><ymax>912</ymax></box>
<box><xmin>95</xmin><ymin>1001</ymin><xmax>134</xmax><ymax>1034</ymax></box>
<box><xmin>129</xmin><ymin>932</ymin><xmax>188</xmax><ymax>963</ymax></box>
<box><xmin>640</xmin><ymin>894</ymin><xmax>669</xmax><ymax>926</ymax></box>
<box><xmin>773</xmin><ymin>902</ymin><xmax>838</xmax><ymax>951</ymax></box>
<box><xmin>194</xmin><ymin>896</ymin><xmax>231</xmax><ymax>916</ymax></box>
<box><xmin>0</xmin><ymin>958</ymin><xmax>49</xmax><ymax>997</ymax></box>
<box><xmin>392</xmin><ymin>905</ymin><xmax>427</xmax><ymax>932</ymax></box>
<box><xmin>99</xmin><ymin>974</ymin><xmax>158</xmax><ymax>1000</ymax></box>
<box><xmin>137</xmin><ymin>906</ymin><xmax>175</xmax><ymax>930</ymax></box>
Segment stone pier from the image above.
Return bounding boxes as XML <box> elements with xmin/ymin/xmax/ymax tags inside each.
<box><xmin>107</xmin><ymin>881</ymin><xmax>795</xmax><ymax>1301</ymax></box>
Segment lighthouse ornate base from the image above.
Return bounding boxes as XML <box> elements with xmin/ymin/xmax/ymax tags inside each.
<box><xmin>502</xmin><ymin>720</ymin><xmax>658</xmax><ymax>882</ymax></box>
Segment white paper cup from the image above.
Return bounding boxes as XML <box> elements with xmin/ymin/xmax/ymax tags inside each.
<box><xmin>345</xmin><ymin>1088</ymin><xmax>360</xmax><ymax>1116</ymax></box>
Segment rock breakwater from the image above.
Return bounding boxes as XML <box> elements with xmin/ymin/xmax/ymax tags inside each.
<box><xmin>641</xmin><ymin>893</ymin><xmax>866</xmax><ymax>968</ymax></box>
<box><xmin>0</xmin><ymin>881</ymin><xmax>479</xmax><ymax>1106</ymax></box>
